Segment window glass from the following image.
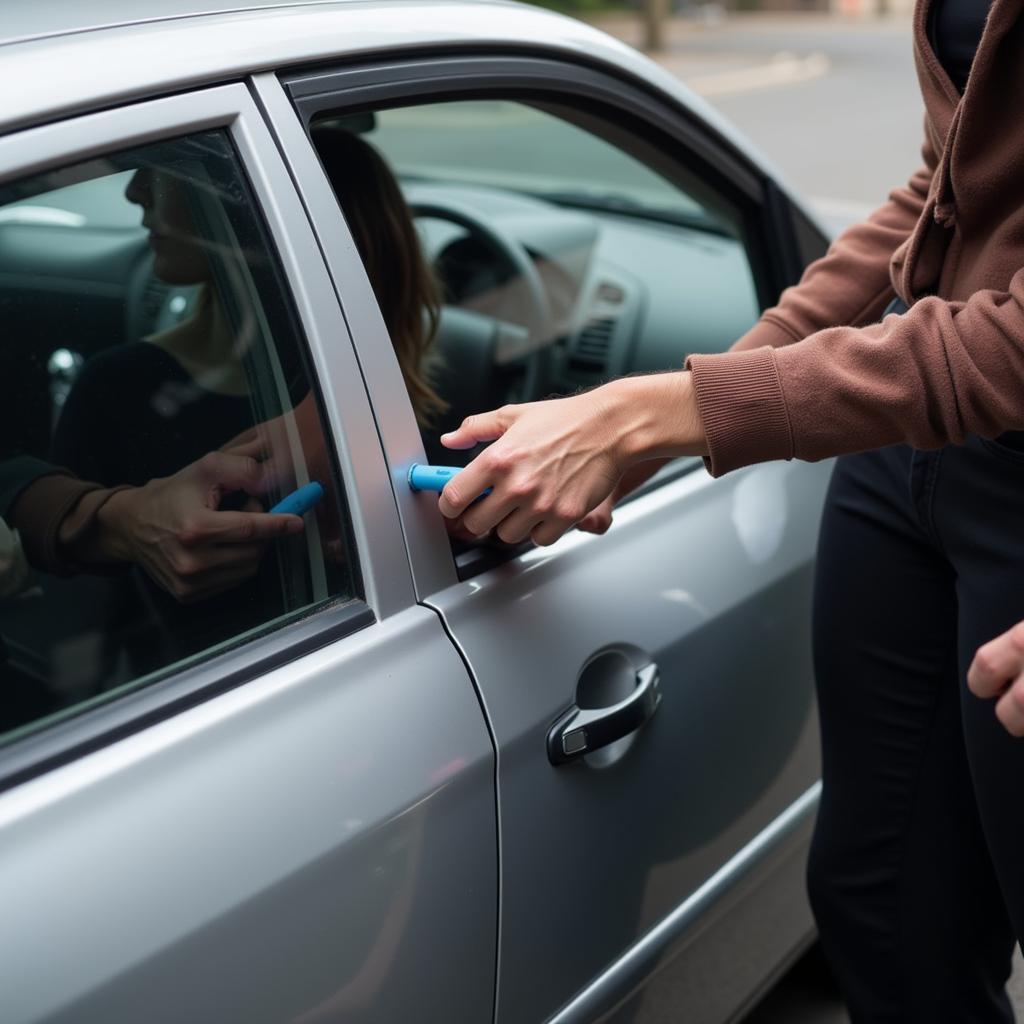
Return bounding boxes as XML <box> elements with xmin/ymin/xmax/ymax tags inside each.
<box><xmin>0</xmin><ymin>130</ymin><xmax>357</xmax><ymax>746</ymax></box>
<box><xmin>311</xmin><ymin>100</ymin><xmax>761</xmax><ymax>473</ymax></box>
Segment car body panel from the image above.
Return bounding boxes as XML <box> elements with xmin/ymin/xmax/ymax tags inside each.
<box><xmin>0</xmin><ymin>605</ymin><xmax>497</xmax><ymax>1024</ymax></box>
<box><xmin>424</xmin><ymin>460</ymin><xmax>829</xmax><ymax>1023</ymax></box>
<box><xmin>0</xmin><ymin>84</ymin><xmax>497</xmax><ymax>1023</ymax></box>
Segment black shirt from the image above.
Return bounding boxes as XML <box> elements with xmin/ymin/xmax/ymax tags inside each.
<box><xmin>51</xmin><ymin>341</ymin><xmax>254</xmax><ymax>487</ymax></box>
<box><xmin>928</xmin><ymin>0</ymin><xmax>992</xmax><ymax>93</ymax></box>
<box><xmin>51</xmin><ymin>343</ymin><xmax>281</xmax><ymax>673</ymax></box>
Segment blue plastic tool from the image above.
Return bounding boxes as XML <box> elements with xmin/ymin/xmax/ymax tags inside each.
<box><xmin>408</xmin><ymin>464</ymin><xmax>461</xmax><ymax>492</ymax></box>
<box><xmin>407</xmin><ymin>464</ymin><xmax>492</xmax><ymax>500</ymax></box>
<box><xmin>269</xmin><ymin>481</ymin><xmax>325</xmax><ymax>516</ymax></box>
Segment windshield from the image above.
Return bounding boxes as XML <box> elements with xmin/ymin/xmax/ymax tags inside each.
<box><xmin>366</xmin><ymin>100</ymin><xmax>726</xmax><ymax>231</ymax></box>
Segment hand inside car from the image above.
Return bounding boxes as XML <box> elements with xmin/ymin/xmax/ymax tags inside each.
<box><xmin>85</xmin><ymin>451</ymin><xmax>304</xmax><ymax>603</ymax></box>
<box><xmin>438</xmin><ymin>373</ymin><xmax>705</xmax><ymax>546</ymax></box>
<box><xmin>221</xmin><ymin>393</ymin><xmax>346</xmax><ymax>560</ymax></box>
<box><xmin>967</xmin><ymin>621</ymin><xmax>1024</xmax><ymax>737</ymax></box>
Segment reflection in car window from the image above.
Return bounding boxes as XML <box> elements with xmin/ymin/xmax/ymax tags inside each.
<box><xmin>0</xmin><ymin>131</ymin><xmax>358</xmax><ymax>747</ymax></box>
<box><xmin>312</xmin><ymin>101</ymin><xmax>761</xmax><ymax>478</ymax></box>
<box><xmin>370</xmin><ymin>101</ymin><xmax>719</xmax><ymax>229</ymax></box>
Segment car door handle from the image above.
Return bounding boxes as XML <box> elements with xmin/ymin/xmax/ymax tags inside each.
<box><xmin>547</xmin><ymin>663</ymin><xmax>661</xmax><ymax>766</ymax></box>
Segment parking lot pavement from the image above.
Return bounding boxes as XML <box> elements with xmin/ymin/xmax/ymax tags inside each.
<box><xmin>743</xmin><ymin>943</ymin><xmax>1024</xmax><ymax>1021</ymax></box>
<box><xmin>591</xmin><ymin>10</ymin><xmax>922</xmax><ymax>212</ymax></box>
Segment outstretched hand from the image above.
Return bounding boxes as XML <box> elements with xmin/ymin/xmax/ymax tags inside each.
<box><xmin>437</xmin><ymin>374</ymin><xmax>704</xmax><ymax>547</ymax></box>
<box><xmin>968</xmin><ymin>622</ymin><xmax>1024</xmax><ymax>737</ymax></box>
<box><xmin>93</xmin><ymin>451</ymin><xmax>303</xmax><ymax>603</ymax></box>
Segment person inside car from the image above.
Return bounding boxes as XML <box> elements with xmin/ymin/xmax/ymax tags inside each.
<box><xmin>48</xmin><ymin>131</ymin><xmax>448</xmax><ymax>665</ymax></box>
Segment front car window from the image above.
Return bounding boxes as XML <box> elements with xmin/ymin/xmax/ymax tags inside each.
<box><xmin>313</xmin><ymin>100</ymin><xmax>760</xmax><ymax>467</ymax></box>
<box><xmin>0</xmin><ymin>131</ymin><xmax>357</xmax><ymax>745</ymax></box>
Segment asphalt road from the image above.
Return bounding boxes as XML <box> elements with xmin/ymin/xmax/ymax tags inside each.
<box><xmin>595</xmin><ymin>10</ymin><xmax>924</xmax><ymax>220</ymax></box>
<box><xmin>590</xmin><ymin>10</ymin><xmax>1024</xmax><ymax>1021</ymax></box>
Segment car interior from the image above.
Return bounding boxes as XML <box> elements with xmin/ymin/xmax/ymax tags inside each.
<box><xmin>0</xmin><ymin>137</ymin><xmax>338</xmax><ymax>738</ymax></box>
<box><xmin>309</xmin><ymin>104</ymin><xmax>761</xmax><ymax>465</ymax></box>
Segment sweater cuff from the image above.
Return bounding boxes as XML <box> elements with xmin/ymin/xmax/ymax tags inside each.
<box><xmin>7</xmin><ymin>476</ymin><xmax>129</xmax><ymax>576</ymax></box>
<box><xmin>685</xmin><ymin>347</ymin><xmax>795</xmax><ymax>477</ymax></box>
<box><xmin>730</xmin><ymin>314</ymin><xmax>803</xmax><ymax>353</ymax></box>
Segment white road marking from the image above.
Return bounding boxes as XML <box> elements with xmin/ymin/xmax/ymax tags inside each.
<box><xmin>686</xmin><ymin>52</ymin><xmax>830</xmax><ymax>97</ymax></box>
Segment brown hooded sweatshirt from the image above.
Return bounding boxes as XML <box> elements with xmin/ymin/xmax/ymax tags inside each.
<box><xmin>686</xmin><ymin>0</ymin><xmax>1024</xmax><ymax>477</ymax></box>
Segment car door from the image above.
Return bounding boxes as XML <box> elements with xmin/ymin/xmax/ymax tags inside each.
<box><xmin>257</xmin><ymin>56</ymin><xmax>833</xmax><ymax>1024</ymax></box>
<box><xmin>0</xmin><ymin>84</ymin><xmax>496</xmax><ymax>1024</ymax></box>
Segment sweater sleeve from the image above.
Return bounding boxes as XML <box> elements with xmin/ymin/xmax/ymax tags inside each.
<box><xmin>730</xmin><ymin>123</ymin><xmax>939</xmax><ymax>353</ymax></box>
<box><xmin>687</xmin><ymin>267</ymin><xmax>1024</xmax><ymax>476</ymax></box>
<box><xmin>6</xmin><ymin>473</ymin><xmax>130</xmax><ymax>576</ymax></box>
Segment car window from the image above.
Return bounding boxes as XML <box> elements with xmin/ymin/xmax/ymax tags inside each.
<box><xmin>309</xmin><ymin>100</ymin><xmax>761</xmax><ymax>472</ymax></box>
<box><xmin>0</xmin><ymin>130</ymin><xmax>357</xmax><ymax>747</ymax></box>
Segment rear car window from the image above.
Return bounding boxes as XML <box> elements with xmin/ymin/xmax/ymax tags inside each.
<box><xmin>0</xmin><ymin>130</ymin><xmax>358</xmax><ymax>746</ymax></box>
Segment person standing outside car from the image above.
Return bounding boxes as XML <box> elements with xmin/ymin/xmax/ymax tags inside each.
<box><xmin>438</xmin><ymin>0</ymin><xmax>1024</xmax><ymax>1018</ymax></box>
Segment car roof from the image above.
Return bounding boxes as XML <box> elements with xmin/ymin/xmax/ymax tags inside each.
<box><xmin>0</xmin><ymin>0</ymin><xmax>821</xmax><ymax>235</ymax></box>
<box><xmin>0</xmin><ymin>0</ymin><xmax>364</xmax><ymax>49</ymax></box>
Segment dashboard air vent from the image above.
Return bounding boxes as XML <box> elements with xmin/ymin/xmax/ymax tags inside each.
<box><xmin>572</xmin><ymin>315</ymin><xmax>616</xmax><ymax>372</ymax></box>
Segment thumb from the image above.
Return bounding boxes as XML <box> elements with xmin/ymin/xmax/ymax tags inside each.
<box><xmin>440</xmin><ymin>408</ymin><xmax>512</xmax><ymax>450</ymax></box>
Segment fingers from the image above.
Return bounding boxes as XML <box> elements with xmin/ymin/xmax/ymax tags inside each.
<box><xmin>491</xmin><ymin>506</ymin><xmax>545</xmax><ymax>546</ymax></box>
<box><xmin>576</xmin><ymin>495</ymin><xmax>615</xmax><ymax>535</ymax></box>
<box><xmin>995</xmin><ymin>677</ymin><xmax>1024</xmax><ymax>737</ymax></box>
<box><xmin>440</xmin><ymin>408</ymin><xmax>511</xmax><ymax>451</ymax></box>
<box><xmin>441</xmin><ymin>511</ymin><xmax>484</xmax><ymax>543</ymax></box>
<box><xmin>195</xmin><ymin>451</ymin><xmax>273</xmax><ymax>501</ymax></box>
<box><xmin>178</xmin><ymin>509</ymin><xmax>304</xmax><ymax>546</ymax></box>
<box><xmin>577</xmin><ymin>508</ymin><xmax>613</xmax><ymax>535</ymax></box>
<box><xmin>438</xmin><ymin>454</ymin><xmax>497</xmax><ymax>520</ymax></box>
<box><xmin>967</xmin><ymin>621</ymin><xmax>1024</xmax><ymax>698</ymax></box>
<box><xmin>221</xmin><ymin>435</ymin><xmax>268</xmax><ymax>461</ymax></box>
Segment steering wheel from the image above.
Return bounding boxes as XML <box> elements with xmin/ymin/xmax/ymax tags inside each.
<box><xmin>411</xmin><ymin>198</ymin><xmax>554</xmax><ymax>401</ymax></box>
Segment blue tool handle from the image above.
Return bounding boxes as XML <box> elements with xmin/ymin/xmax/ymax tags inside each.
<box><xmin>408</xmin><ymin>464</ymin><xmax>492</xmax><ymax>500</ymax></box>
<box><xmin>408</xmin><ymin>464</ymin><xmax>461</xmax><ymax>492</ymax></box>
<box><xmin>269</xmin><ymin>481</ymin><xmax>325</xmax><ymax>516</ymax></box>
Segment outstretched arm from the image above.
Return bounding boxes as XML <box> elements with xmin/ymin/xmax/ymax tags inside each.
<box><xmin>438</xmin><ymin>374</ymin><xmax>706</xmax><ymax>546</ymax></box>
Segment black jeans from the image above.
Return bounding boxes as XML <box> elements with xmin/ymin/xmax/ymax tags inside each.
<box><xmin>810</xmin><ymin>436</ymin><xmax>1024</xmax><ymax>1021</ymax></box>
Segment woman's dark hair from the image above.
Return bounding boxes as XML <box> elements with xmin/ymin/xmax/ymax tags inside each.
<box><xmin>315</xmin><ymin>129</ymin><xmax>447</xmax><ymax>427</ymax></box>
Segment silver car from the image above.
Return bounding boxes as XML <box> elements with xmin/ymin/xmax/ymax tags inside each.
<box><xmin>0</xmin><ymin>3</ymin><xmax>833</xmax><ymax>1021</ymax></box>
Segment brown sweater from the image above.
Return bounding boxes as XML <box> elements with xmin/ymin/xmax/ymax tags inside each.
<box><xmin>6</xmin><ymin>473</ymin><xmax>127</xmax><ymax>575</ymax></box>
<box><xmin>686</xmin><ymin>0</ymin><xmax>1024</xmax><ymax>476</ymax></box>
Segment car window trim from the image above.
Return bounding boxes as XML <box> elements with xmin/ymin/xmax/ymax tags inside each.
<box><xmin>0</xmin><ymin>83</ymin><xmax>412</xmax><ymax>788</ymax></box>
<box><xmin>285</xmin><ymin>54</ymin><xmax>760</xmax><ymax>198</ymax></box>
<box><xmin>0</xmin><ymin>599</ymin><xmax>374</xmax><ymax>795</ymax></box>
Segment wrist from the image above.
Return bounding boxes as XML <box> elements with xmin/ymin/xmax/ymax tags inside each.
<box><xmin>83</xmin><ymin>487</ymin><xmax>140</xmax><ymax>564</ymax></box>
<box><xmin>600</xmin><ymin>372</ymin><xmax>707</xmax><ymax>464</ymax></box>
